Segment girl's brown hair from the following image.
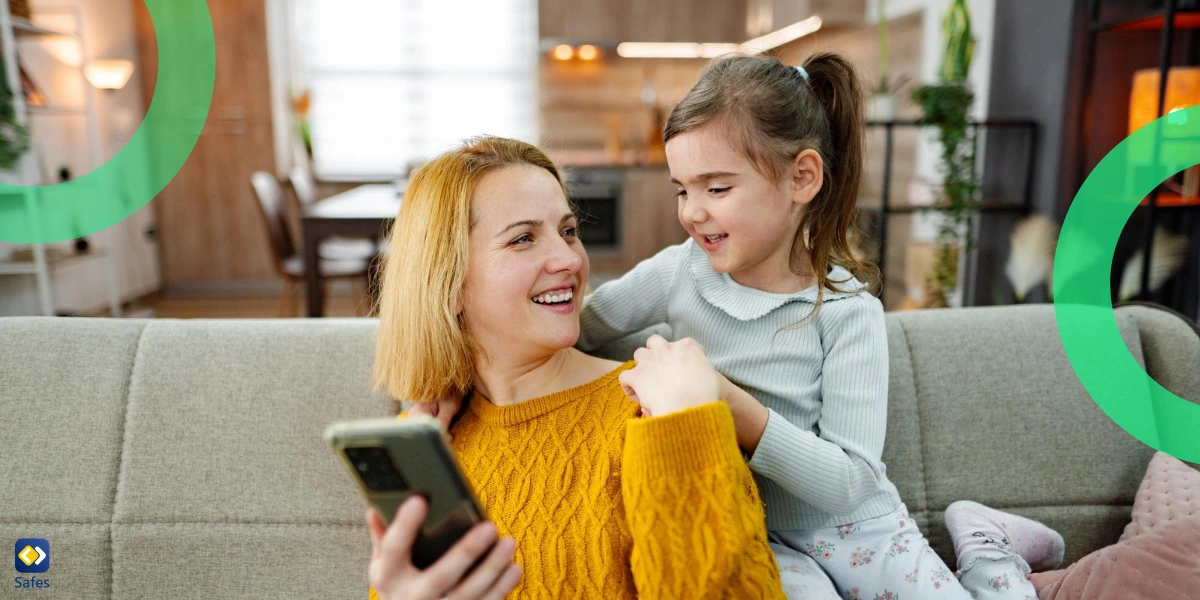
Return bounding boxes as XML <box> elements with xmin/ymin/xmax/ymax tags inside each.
<box><xmin>663</xmin><ymin>52</ymin><xmax>876</xmax><ymax>316</ymax></box>
<box><xmin>372</xmin><ymin>136</ymin><xmax>568</xmax><ymax>403</ymax></box>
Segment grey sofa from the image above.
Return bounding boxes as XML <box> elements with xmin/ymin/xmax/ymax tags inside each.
<box><xmin>2</xmin><ymin>304</ymin><xmax>1198</xmax><ymax>599</ymax></box>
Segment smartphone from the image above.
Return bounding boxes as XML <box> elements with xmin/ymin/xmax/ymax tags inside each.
<box><xmin>324</xmin><ymin>416</ymin><xmax>488</xmax><ymax>569</ymax></box>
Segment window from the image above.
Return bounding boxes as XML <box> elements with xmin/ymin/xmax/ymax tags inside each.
<box><xmin>294</xmin><ymin>0</ymin><xmax>538</xmax><ymax>181</ymax></box>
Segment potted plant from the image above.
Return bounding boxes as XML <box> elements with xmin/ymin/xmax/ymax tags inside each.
<box><xmin>0</xmin><ymin>60</ymin><xmax>30</xmax><ymax>171</ymax></box>
<box><xmin>911</xmin><ymin>0</ymin><xmax>977</xmax><ymax>307</ymax></box>
<box><xmin>291</xmin><ymin>89</ymin><xmax>313</xmax><ymax>158</ymax></box>
<box><xmin>868</xmin><ymin>0</ymin><xmax>909</xmax><ymax>121</ymax></box>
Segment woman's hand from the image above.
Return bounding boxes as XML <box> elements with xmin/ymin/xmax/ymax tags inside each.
<box><xmin>618</xmin><ymin>334</ymin><xmax>720</xmax><ymax>417</ymax></box>
<box><xmin>407</xmin><ymin>393</ymin><xmax>462</xmax><ymax>439</ymax></box>
<box><xmin>367</xmin><ymin>496</ymin><xmax>521</xmax><ymax>600</ymax></box>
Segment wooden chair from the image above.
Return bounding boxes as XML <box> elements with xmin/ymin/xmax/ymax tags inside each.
<box><xmin>288</xmin><ymin>164</ymin><xmax>380</xmax><ymax>260</ymax></box>
<box><xmin>251</xmin><ymin>172</ymin><xmax>370</xmax><ymax>317</ymax></box>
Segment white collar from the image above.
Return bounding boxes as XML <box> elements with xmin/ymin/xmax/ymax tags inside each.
<box><xmin>686</xmin><ymin>239</ymin><xmax>868</xmax><ymax>321</ymax></box>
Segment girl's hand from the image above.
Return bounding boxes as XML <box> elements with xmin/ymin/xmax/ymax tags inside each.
<box><xmin>407</xmin><ymin>393</ymin><xmax>462</xmax><ymax>440</ymax></box>
<box><xmin>618</xmin><ymin>334</ymin><xmax>720</xmax><ymax>417</ymax></box>
<box><xmin>367</xmin><ymin>496</ymin><xmax>521</xmax><ymax>600</ymax></box>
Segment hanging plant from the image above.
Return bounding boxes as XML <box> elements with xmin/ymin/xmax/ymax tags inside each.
<box><xmin>0</xmin><ymin>56</ymin><xmax>30</xmax><ymax>170</ymax></box>
<box><xmin>873</xmin><ymin>0</ymin><xmax>910</xmax><ymax>96</ymax></box>
<box><xmin>911</xmin><ymin>0</ymin><xmax>978</xmax><ymax>307</ymax></box>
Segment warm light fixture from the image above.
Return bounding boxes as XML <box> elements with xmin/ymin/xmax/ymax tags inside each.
<box><xmin>616</xmin><ymin>42</ymin><xmax>739</xmax><ymax>59</ymax></box>
<box><xmin>1129</xmin><ymin>67</ymin><xmax>1200</xmax><ymax>134</ymax></box>
<box><xmin>617</xmin><ymin>15</ymin><xmax>823</xmax><ymax>59</ymax></box>
<box><xmin>1129</xmin><ymin>67</ymin><xmax>1200</xmax><ymax>197</ymax></box>
<box><xmin>740</xmin><ymin>15</ymin><xmax>823</xmax><ymax>52</ymax></box>
<box><xmin>577</xmin><ymin>44</ymin><xmax>599</xmax><ymax>61</ymax></box>
<box><xmin>85</xmin><ymin>59</ymin><xmax>135</xmax><ymax>90</ymax></box>
<box><xmin>551</xmin><ymin>44</ymin><xmax>574</xmax><ymax>61</ymax></box>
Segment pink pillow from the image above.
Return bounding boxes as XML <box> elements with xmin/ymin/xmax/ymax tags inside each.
<box><xmin>1028</xmin><ymin>518</ymin><xmax>1200</xmax><ymax>600</ymax></box>
<box><xmin>1120</xmin><ymin>451</ymin><xmax>1200</xmax><ymax>542</ymax></box>
<box><xmin>1028</xmin><ymin>452</ymin><xmax>1200</xmax><ymax>599</ymax></box>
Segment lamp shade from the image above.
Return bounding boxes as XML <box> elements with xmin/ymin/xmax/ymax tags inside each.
<box><xmin>1129</xmin><ymin>67</ymin><xmax>1200</xmax><ymax>135</ymax></box>
<box><xmin>84</xmin><ymin>60</ymin><xmax>135</xmax><ymax>90</ymax></box>
<box><xmin>1129</xmin><ymin>67</ymin><xmax>1200</xmax><ymax>202</ymax></box>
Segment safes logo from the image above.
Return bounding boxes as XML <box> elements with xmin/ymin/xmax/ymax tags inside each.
<box><xmin>13</xmin><ymin>539</ymin><xmax>50</xmax><ymax>590</ymax></box>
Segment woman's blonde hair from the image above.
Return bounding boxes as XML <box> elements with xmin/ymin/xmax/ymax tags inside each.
<box><xmin>372</xmin><ymin>136</ymin><xmax>568</xmax><ymax>403</ymax></box>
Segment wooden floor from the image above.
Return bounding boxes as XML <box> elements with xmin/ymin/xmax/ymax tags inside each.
<box><xmin>134</xmin><ymin>292</ymin><xmax>370</xmax><ymax>319</ymax></box>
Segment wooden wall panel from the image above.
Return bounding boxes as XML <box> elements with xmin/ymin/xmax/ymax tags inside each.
<box><xmin>627</xmin><ymin>0</ymin><xmax>746</xmax><ymax>43</ymax></box>
<box><xmin>135</xmin><ymin>0</ymin><xmax>277</xmax><ymax>286</ymax></box>
<box><xmin>540</xmin><ymin>0</ymin><xmax>746</xmax><ymax>43</ymax></box>
<box><xmin>540</xmin><ymin>14</ymin><xmax>922</xmax><ymax>162</ymax></box>
<box><xmin>539</xmin><ymin>58</ymin><xmax>710</xmax><ymax>156</ymax></box>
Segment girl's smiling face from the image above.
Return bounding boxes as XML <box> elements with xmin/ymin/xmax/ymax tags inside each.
<box><xmin>666</xmin><ymin>120</ymin><xmax>822</xmax><ymax>293</ymax></box>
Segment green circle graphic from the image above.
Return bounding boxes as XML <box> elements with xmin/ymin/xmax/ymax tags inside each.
<box><xmin>1055</xmin><ymin>104</ymin><xmax>1200</xmax><ymax>462</ymax></box>
<box><xmin>0</xmin><ymin>0</ymin><xmax>214</xmax><ymax>244</ymax></box>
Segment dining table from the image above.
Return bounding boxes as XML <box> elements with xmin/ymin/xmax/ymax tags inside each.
<box><xmin>300</xmin><ymin>183</ymin><xmax>402</xmax><ymax>317</ymax></box>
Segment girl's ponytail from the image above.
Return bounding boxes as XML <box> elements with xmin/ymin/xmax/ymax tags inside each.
<box><xmin>796</xmin><ymin>53</ymin><xmax>874</xmax><ymax>308</ymax></box>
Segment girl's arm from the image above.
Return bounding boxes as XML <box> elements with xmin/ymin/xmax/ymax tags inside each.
<box><xmin>576</xmin><ymin>242</ymin><xmax>690</xmax><ymax>352</ymax></box>
<box><xmin>744</xmin><ymin>295</ymin><xmax>890</xmax><ymax>516</ymax></box>
<box><xmin>621</xmin><ymin>403</ymin><xmax>785</xmax><ymax>600</ymax></box>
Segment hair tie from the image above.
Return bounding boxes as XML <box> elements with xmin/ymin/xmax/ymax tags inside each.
<box><xmin>795</xmin><ymin>66</ymin><xmax>810</xmax><ymax>82</ymax></box>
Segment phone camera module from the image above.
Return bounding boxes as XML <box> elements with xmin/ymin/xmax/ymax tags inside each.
<box><xmin>344</xmin><ymin>446</ymin><xmax>408</xmax><ymax>491</ymax></box>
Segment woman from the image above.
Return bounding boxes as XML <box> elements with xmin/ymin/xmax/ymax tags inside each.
<box><xmin>366</xmin><ymin>136</ymin><xmax>785</xmax><ymax>600</ymax></box>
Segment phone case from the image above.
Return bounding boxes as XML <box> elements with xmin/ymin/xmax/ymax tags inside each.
<box><xmin>324</xmin><ymin>416</ymin><xmax>488</xmax><ymax>568</ymax></box>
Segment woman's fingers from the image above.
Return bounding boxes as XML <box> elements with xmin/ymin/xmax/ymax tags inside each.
<box><xmin>478</xmin><ymin>564</ymin><xmax>522</xmax><ymax>600</ymax></box>
<box><xmin>423</xmin><ymin>521</ymin><xmax>500</xmax><ymax>594</ymax></box>
<box><xmin>436</xmin><ymin>398</ymin><xmax>457</xmax><ymax>440</ymax></box>
<box><xmin>408</xmin><ymin>402</ymin><xmax>437</xmax><ymax>417</ymax></box>
<box><xmin>379</xmin><ymin>496</ymin><xmax>428</xmax><ymax>569</ymax></box>
<box><xmin>445</xmin><ymin>536</ymin><xmax>517</xmax><ymax>599</ymax></box>
<box><xmin>436</xmin><ymin>398</ymin><xmax>456</xmax><ymax>420</ymax></box>
<box><xmin>366</xmin><ymin>509</ymin><xmax>387</xmax><ymax>561</ymax></box>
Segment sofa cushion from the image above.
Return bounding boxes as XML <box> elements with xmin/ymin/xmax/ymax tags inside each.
<box><xmin>882</xmin><ymin>305</ymin><xmax>1153</xmax><ymax>566</ymax></box>
<box><xmin>112</xmin><ymin>319</ymin><xmax>392</xmax><ymax>525</ymax></box>
<box><xmin>0</xmin><ymin>318</ymin><xmax>145</xmax><ymax>523</ymax></box>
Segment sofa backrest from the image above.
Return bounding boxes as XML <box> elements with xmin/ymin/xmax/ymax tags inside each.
<box><xmin>880</xmin><ymin>304</ymin><xmax>1199</xmax><ymax>565</ymax></box>
<box><xmin>2</xmin><ymin>304</ymin><xmax>1197</xmax><ymax>598</ymax></box>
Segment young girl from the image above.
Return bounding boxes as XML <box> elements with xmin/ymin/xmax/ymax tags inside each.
<box><xmin>417</xmin><ymin>52</ymin><xmax>1064</xmax><ymax>599</ymax></box>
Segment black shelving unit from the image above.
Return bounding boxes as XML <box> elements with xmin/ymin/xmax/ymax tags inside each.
<box><xmin>1076</xmin><ymin>0</ymin><xmax>1200</xmax><ymax>308</ymax></box>
<box><xmin>862</xmin><ymin>120</ymin><xmax>1039</xmax><ymax>306</ymax></box>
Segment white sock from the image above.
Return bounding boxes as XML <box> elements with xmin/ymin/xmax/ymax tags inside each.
<box><xmin>945</xmin><ymin>500</ymin><xmax>1065</xmax><ymax>572</ymax></box>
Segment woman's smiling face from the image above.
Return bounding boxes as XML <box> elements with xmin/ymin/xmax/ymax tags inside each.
<box><xmin>460</xmin><ymin>164</ymin><xmax>589</xmax><ymax>361</ymax></box>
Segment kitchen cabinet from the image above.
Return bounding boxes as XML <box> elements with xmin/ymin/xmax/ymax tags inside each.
<box><xmin>539</xmin><ymin>0</ymin><xmax>747</xmax><ymax>44</ymax></box>
<box><xmin>576</xmin><ymin>166</ymin><xmax>688</xmax><ymax>276</ymax></box>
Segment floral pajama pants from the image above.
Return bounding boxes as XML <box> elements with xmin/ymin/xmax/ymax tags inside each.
<box><xmin>771</xmin><ymin>505</ymin><xmax>1039</xmax><ymax>600</ymax></box>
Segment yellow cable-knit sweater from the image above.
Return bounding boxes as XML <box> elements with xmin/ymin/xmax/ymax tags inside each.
<box><xmin>369</xmin><ymin>362</ymin><xmax>783</xmax><ymax>599</ymax></box>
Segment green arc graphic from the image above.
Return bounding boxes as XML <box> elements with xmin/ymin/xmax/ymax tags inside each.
<box><xmin>0</xmin><ymin>0</ymin><xmax>214</xmax><ymax>244</ymax></box>
<box><xmin>1055</xmin><ymin>104</ymin><xmax>1200</xmax><ymax>463</ymax></box>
